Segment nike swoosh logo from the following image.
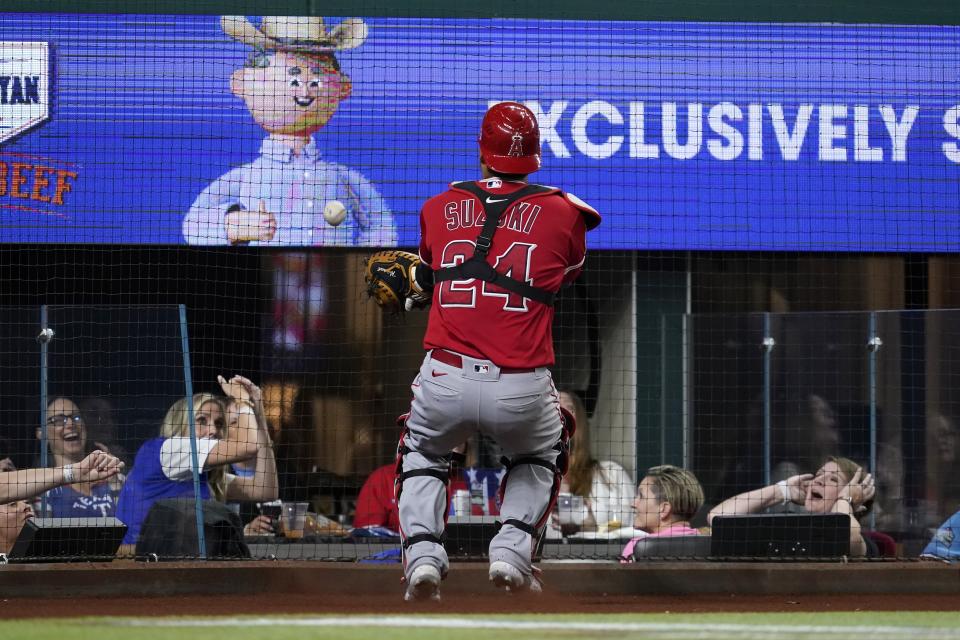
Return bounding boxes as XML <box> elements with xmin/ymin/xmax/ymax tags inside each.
<box><xmin>432</xmin><ymin>370</ymin><xmax>447</xmax><ymax>377</ymax></box>
<box><xmin>485</xmin><ymin>197</ymin><xmax>508</xmax><ymax>203</ymax></box>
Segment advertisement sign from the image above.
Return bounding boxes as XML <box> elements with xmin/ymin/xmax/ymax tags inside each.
<box><xmin>0</xmin><ymin>15</ymin><xmax>958</xmax><ymax>250</ymax></box>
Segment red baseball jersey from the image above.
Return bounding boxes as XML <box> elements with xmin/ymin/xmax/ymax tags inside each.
<box><xmin>419</xmin><ymin>177</ymin><xmax>599</xmax><ymax>368</ymax></box>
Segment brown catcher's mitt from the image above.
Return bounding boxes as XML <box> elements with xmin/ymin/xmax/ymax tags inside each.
<box><xmin>364</xmin><ymin>250</ymin><xmax>425</xmax><ymax>313</ymax></box>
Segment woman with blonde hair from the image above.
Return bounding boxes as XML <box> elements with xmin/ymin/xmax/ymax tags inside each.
<box><xmin>621</xmin><ymin>464</ymin><xmax>706</xmax><ymax>561</ymax></box>
<box><xmin>116</xmin><ymin>375</ymin><xmax>277</xmax><ymax>546</ymax></box>
<box><xmin>550</xmin><ymin>390</ymin><xmax>635</xmax><ymax>535</ymax></box>
<box><xmin>708</xmin><ymin>456</ymin><xmax>877</xmax><ymax>557</ymax></box>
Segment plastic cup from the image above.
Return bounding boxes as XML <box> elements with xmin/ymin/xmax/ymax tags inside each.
<box><xmin>281</xmin><ymin>502</ymin><xmax>309</xmax><ymax>539</ymax></box>
<box><xmin>452</xmin><ymin>489</ymin><xmax>471</xmax><ymax>516</ymax></box>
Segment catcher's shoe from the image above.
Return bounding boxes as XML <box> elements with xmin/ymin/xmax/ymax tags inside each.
<box><xmin>404</xmin><ymin>564</ymin><xmax>442</xmax><ymax>602</ymax></box>
<box><xmin>488</xmin><ymin>561</ymin><xmax>542</xmax><ymax>594</ymax></box>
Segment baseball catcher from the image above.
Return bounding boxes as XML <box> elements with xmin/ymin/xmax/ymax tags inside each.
<box><xmin>364</xmin><ymin>250</ymin><xmax>433</xmax><ymax>313</ymax></box>
<box><xmin>391</xmin><ymin>101</ymin><xmax>601</xmax><ymax>603</ymax></box>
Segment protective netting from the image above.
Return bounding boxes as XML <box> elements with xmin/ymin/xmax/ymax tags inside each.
<box><xmin>0</xmin><ymin>5</ymin><xmax>959</xmax><ymax>563</ymax></box>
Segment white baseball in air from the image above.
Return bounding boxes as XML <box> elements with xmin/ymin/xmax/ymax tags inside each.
<box><xmin>323</xmin><ymin>200</ymin><xmax>347</xmax><ymax>227</ymax></box>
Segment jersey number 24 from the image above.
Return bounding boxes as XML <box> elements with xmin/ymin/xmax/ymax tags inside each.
<box><xmin>438</xmin><ymin>240</ymin><xmax>536</xmax><ymax>312</ymax></box>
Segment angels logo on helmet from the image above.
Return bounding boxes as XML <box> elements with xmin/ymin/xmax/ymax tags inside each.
<box><xmin>507</xmin><ymin>131</ymin><xmax>524</xmax><ymax>157</ymax></box>
<box><xmin>478</xmin><ymin>101</ymin><xmax>541</xmax><ymax>174</ymax></box>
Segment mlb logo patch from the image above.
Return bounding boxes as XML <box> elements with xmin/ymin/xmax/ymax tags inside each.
<box><xmin>474</xmin><ymin>364</ymin><xmax>489</xmax><ymax>374</ymax></box>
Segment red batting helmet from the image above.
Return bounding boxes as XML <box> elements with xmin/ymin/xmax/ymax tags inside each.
<box><xmin>478</xmin><ymin>102</ymin><xmax>541</xmax><ymax>175</ymax></box>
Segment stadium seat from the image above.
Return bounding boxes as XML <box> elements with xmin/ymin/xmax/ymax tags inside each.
<box><xmin>862</xmin><ymin>531</ymin><xmax>897</xmax><ymax>558</ymax></box>
<box><xmin>631</xmin><ymin>535</ymin><xmax>712</xmax><ymax>560</ymax></box>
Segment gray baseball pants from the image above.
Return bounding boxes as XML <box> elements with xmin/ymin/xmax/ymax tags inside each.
<box><xmin>398</xmin><ymin>349</ymin><xmax>561</xmax><ymax>582</ymax></box>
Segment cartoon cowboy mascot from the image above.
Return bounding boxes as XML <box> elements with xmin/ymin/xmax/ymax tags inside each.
<box><xmin>184</xmin><ymin>16</ymin><xmax>396</xmax><ymax>246</ymax></box>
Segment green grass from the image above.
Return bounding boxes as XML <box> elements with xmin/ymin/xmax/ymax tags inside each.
<box><xmin>3</xmin><ymin>612</ymin><xmax>960</xmax><ymax>640</ymax></box>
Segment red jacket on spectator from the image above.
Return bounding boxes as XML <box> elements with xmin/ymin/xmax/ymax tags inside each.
<box><xmin>354</xmin><ymin>464</ymin><xmax>470</xmax><ymax>532</ymax></box>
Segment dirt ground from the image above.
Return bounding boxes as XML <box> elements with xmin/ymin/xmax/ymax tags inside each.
<box><xmin>2</xmin><ymin>592</ymin><xmax>958</xmax><ymax>618</ymax></box>
<box><xmin>1</xmin><ymin>560</ymin><xmax>956</xmax><ymax>618</ymax></box>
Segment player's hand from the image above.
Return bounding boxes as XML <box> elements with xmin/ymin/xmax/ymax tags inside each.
<box><xmin>407</xmin><ymin>265</ymin><xmax>432</xmax><ymax>308</ymax></box>
<box><xmin>404</xmin><ymin>296</ymin><xmax>430</xmax><ymax>312</ymax></box>
<box><xmin>225</xmin><ymin>200</ymin><xmax>277</xmax><ymax>243</ymax></box>
<box><xmin>403</xmin><ymin>264</ymin><xmax>433</xmax><ymax>312</ymax></box>
<box><xmin>74</xmin><ymin>450</ymin><xmax>124</xmax><ymax>483</ymax></box>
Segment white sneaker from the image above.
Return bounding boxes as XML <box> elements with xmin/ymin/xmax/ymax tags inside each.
<box><xmin>404</xmin><ymin>564</ymin><xmax>441</xmax><ymax>602</ymax></box>
<box><xmin>488</xmin><ymin>561</ymin><xmax>541</xmax><ymax>593</ymax></box>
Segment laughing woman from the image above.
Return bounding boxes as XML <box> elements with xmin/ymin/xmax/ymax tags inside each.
<box><xmin>707</xmin><ymin>456</ymin><xmax>877</xmax><ymax>557</ymax></box>
<box><xmin>37</xmin><ymin>397</ymin><xmax>126</xmax><ymax>517</ymax></box>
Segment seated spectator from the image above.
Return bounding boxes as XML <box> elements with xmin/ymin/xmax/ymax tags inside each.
<box><xmin>921</xmin><ymin>508</ymin><xmax>960</xmax><ymax>562</ymax></box>
<box><xmin>620</xmin><ymin>465</ymin><xmax>705</xmax><ymax>561</ymax></box>
<box><xmin>0</xmin><ymin>450</ymin><xmax>124</xmax><ymax>554</ymax></box>
<box><xmin>707</xmin><ymin>456</ymin><xmax>877</xmax><ymax>557</ymax></box>
<box><xmin>931</xmin><ymin>411</ymin><xmax>960</xmax><ymax>522</ymax></box>
<box><xmin>116</xmin><ymin>375</ymin><xmax>278</xmax><ymax>547</ymax></box>
<box><xmin>353</xmin><ymin>463</ymin><xmax>402</xmax><ymax>533</ymax></box>
<box><xmin>354</xmin><ymin>461</ymin><xmax>469</xmax><ymax>534</ymax></box>
<box><xmin>36</xmin><ymin>397</ymin><xmax>125</xmax><ymax>517</ymax></box>
<box><xmin>548</xmin><ymin>390</ymin><xmax>635</xmax><ymax>536</ymax></box>
<box><xmin>0</xmin><ymin>499</ymin><xmax>34</xmax><ymax>555</ymax></box>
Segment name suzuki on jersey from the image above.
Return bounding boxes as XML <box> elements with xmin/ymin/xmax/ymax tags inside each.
<box><xmin>443</xmin><ymin>198</ymin><xmax>541</xmax><ymax>234</ymax></box>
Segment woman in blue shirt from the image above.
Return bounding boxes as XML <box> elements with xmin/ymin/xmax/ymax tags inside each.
<box><xmin>116</xmin><ymin>375</ymin><xmax>277</xmax><ymax>547</ymax></box>
<box><xmin>38</xmin><ymin>397</ymin><xmax>125</xmax><ymax>518</ymax></box>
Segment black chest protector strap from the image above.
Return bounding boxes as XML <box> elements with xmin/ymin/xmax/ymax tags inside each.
<box><xmin>433</xmin><ymin>181</ymin><xmax>557</xmax><ymax>306</ymax></box>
